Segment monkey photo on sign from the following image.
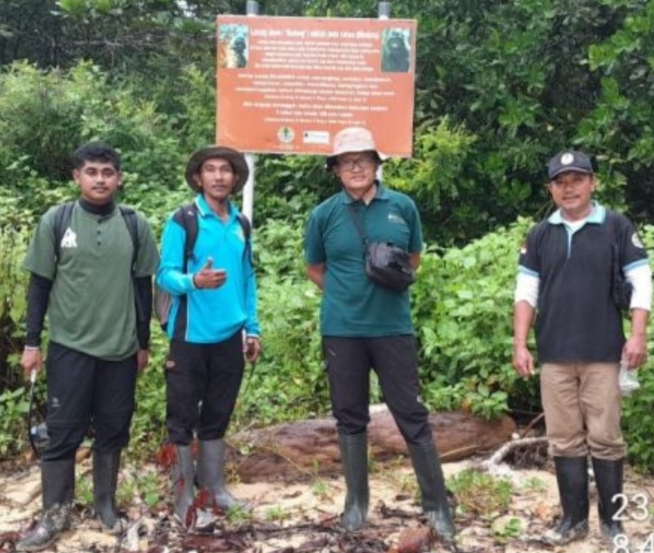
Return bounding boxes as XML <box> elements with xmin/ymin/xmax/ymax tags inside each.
<box><xmin>230</xmin><ymin>35</ymin><xmax>248</xmax><ymax>68</ymax></box>
<box><xmin>381</xmin><ymin>29</ymin><xmax>411</xmax><ymax>73</ymax></box>
<box><xmin>218</xmin><ymin>24</ymin><xmax>249</xmax><ymax>69</ymax></box>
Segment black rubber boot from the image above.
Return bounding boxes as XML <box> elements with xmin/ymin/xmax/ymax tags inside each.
<box><xmin>197</xmin><ymin>439</ymin><xmax>249</xmax><ymax>511</ymax></box>
<box><xmin>338</xmin><ymin>432</ymin><xmax>369</xmax><ymax>532</ymax></box>
<box><xmin>592</xmin><ymin>457</ymin><xmax>625</xmax><ymax>543</ymax></box>
<box><xmin>93</xmin><ymin>450</ymin><xmax>124</xmax><ymax>534</ymax></box>
<box><xmin>16</xmin><ymin>459</ymin><xmax>75</xmax><ymax>552</ymax></box>
<box><xmin>408</xmin><ymin>442</ymin><xmax>456</xmax><ymax>544</ymax></box>
<box><xmin>543</xmin><ymin>456</ymin><xmax>589</xmax><ymax>545</ymax></box>
<box><xmin>172</xmin><ymin>445</ymin><xmax>196</xmax><ymax>529</ymax></box>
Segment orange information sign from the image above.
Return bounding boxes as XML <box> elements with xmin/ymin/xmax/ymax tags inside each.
<box><xmin>216</xmin><ymin>15</ymin><xmax>417</xmax><ymax>157</ymax></box>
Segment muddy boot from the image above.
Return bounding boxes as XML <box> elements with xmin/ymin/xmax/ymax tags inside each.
<box><xmin>93</xmin><ymin>450</ymin><xmax>125</xmax><ymax>534</ymax></box>
<box><xmin>197</xmin><ymin>439</ymin><xmax>249</xmax><ymax>512</ymax></box>
<box><xmin>172</xmin><ymin>445</ymin><xmax>196</xmax><ymax>529</ymax></box>
<box><xmin>338</xmin><ymin>432</ymin><xmax>369</xmax><ymax>531</ymax></box>
<box><xmin>16</xmin><ymin>459</ymin><xmax>75</xmax><ymax>552</ymax></box>
<box><xmin>593</xmin><ymin>457</ymin><xmax>625</xmax><ymax>544</ymax></box>
<box><xmin>408</xmin><ymin>442</ymin><xmax>456</xmax><ymax>544</ymax></box>
<box><xmin>543</xmin><ymin>456</ymin><xmax>589</xmax><ymax>545</ymax></box>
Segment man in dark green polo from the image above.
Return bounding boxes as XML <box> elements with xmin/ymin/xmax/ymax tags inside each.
<box><xmin>304</xmin><ymin>127</ymin><xmax>455</xmax><ymax>543</ymax></box>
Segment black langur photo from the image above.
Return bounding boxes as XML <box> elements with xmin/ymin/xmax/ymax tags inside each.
<box><xmin>381</xmin><ymin>30</ymin><xmax>411</xmax><ymax>73</ymax></box>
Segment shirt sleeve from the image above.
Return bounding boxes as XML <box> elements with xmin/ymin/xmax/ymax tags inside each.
<box><xmin>406</xmin><ymin>198</ymin><xmax>423</xmax><ymax>254</ymax></box>
<box><xmin>617</xmin><ymin>215</ymin><xmax>649</xmax><ymax>271</ymax></box>
<box><xmin>304</xmin><ymin>209</ymin><xmax>326</xmax><ymax>266</ymax></box>
<box><xmin>517</xmin><ymin>224</ymin><xmax>542</xmax><ymax>278</ymax></box>
<box><xmin>23</xmin><ymin>209</ymin><xmax>58</xmax><ymax>279</ymax></box>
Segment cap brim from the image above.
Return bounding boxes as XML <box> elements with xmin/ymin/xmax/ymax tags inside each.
<box><xmin>549</xmin><ymin>167</ymin><xmax>592</xmax><ymax>180</ymax></box>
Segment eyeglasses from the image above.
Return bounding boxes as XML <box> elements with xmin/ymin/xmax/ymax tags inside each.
<box><xmin>337</xmin><ymin>157</ymin><xmax>377</xmax><ymax>171</ymax></box>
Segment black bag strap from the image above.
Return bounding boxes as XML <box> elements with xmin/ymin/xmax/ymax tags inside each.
<box><xmin>118</xmin><ymin>205</ymin><xmax>139</xmax><ymax>272</ymax></box>
<box><xmin>172</xmin><ymin>202</ymin><xmax>199</xmax><ymax>271</ymax></box>
<box><xmin>53</xmin><ymin>201</ymin><xmax>76</xmax><ymax>260</ymax></box>
<box><xmin>347</xmin><ymin>203</ymin><xmax>369</xmax><ymax>253</ymax></box>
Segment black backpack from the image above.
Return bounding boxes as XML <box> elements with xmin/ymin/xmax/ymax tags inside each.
<box><xmin>154</xmin><ymin>202</ymin><xmax>252</xmax><ymax>331</ymax></box>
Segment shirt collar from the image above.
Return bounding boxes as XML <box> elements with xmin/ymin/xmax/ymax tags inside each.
<box><xmin>547</xmin><ymin>201</ymin><xmax>605</xmax><ymax>225</ymax></box>
<box><xmin>194</xmin><ymin>194</ymin><xmax>236</xmax><ymax>220</ymax></box>
<box><xmin>339</xmin><ymin>180</ymin><xmax>389</xmax><ymax>204</ymax></box>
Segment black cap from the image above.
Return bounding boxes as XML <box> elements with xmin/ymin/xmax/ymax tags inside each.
<box><xmin>547</xmin><ymin>150</ymin><xmax>593</xmax><ymax>180</ymax></box>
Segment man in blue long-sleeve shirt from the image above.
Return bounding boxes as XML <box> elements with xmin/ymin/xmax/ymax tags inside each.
<box><xmin>157</xmin><ymin>146</ymin><xmax>261</xmax><ymax>529</ymax></box>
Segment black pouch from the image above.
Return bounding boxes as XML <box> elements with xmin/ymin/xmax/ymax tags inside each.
<box><xmin>611</xmin><ymin>243</ymin><xmax>632</xmax><ymax>311</ymax></box>
<box><xmin>365</xmin><ymin>241</ymin><xmax>415</xmax><ymax>292</ymax></box>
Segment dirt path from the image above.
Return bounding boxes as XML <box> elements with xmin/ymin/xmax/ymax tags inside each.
<box><xmin>1</xmin><ymin>455</ymin><xmax>653</xmax><ymax>552</ymax></box>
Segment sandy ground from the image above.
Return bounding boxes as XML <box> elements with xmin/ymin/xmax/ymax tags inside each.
<box><xmin>1</xmin><ymin>453</ymin><xmax>653</xmax><ymax>553</ymax></box>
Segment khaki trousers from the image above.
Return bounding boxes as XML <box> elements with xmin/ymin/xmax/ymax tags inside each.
<box><xmin>540</xmin><ymin>362</ymin><xmax>625</xmax><ymax>460</ymax></box>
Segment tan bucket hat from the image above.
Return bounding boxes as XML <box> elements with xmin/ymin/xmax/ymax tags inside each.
<box><xmin>185</xmin><ymin>146</ymin><xmax>249</xmax><ymax>193</ymax></box>
<box><xmin>326</xmin><ymin>127</ymin><xmax>387</xmax><ymax>169</ymax></box>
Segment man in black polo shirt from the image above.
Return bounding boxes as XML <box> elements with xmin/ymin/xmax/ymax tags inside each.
<box><xmin>512</xmin><ymin>150</ymin><xmax>651</xmax><ymax>546</ymax></box>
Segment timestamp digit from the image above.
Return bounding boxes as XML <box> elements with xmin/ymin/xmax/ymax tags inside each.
<box><xmin>638</xmin><ymin>533</ymin><xmax>654</xmax><ymax>553</ymax></box>
<box><xmin>614</xmin><ymin>533</ymin><xmax>630</xmax><ymax>553</ymax></box>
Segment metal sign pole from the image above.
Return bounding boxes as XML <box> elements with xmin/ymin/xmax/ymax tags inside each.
<box><xmin>242</xmin><ymin>0</ymin><xmax>259</xmax><ymax>224</ymax></box>
<box><xmin>377</xmin><ymin>2</ymin><xmax>391</xmax><ymax>184</ymax></box>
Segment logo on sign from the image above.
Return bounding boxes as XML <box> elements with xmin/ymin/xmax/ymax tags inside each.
<box><xmin>277</xmin><ymin>126</ymin><xmax>295</xmax><ymax>144</ymax></box>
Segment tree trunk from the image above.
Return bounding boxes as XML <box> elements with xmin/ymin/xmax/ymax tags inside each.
<box><xmin>226</xmin><ymin>409</ymin><xmax>516</xmax><ymax>482</ymax></box>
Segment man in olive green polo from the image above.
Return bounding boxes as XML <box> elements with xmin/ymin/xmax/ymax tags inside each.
<box><xmin>17</xmin><ymin>142</ymin><xmax>159</xmax><ymax>552</ymax></box>
<box><xmin>304</xmin><ymin>127</ymin><xmax>456</xmax><ymax>543</ymax></box>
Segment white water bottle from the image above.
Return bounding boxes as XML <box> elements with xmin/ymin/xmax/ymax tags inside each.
<box><xmin>619</xmin><ymin>361</ymin><xmax>640</xmax><ymax>396</ymax></box>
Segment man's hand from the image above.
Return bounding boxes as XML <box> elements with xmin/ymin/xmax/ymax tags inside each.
<box><xmin>244</xmin><ymin>336</ymin><xmax>261</xmax><ymax>363</ymax></box>
<box><xmin>512</xmin><ymin>345</ymin><xmax>535</xmax><ymax>377</ymax></box>
<box><xmin>622</xmin><ymin>334</ymin><xmax>648</xmax><ymax>369</ymax></box>
<box><xmin>193</xmin><ymin>257</ymin><xmax>228</xmax><ymax>289</ymax></box>
<box><xmin>137</xmin><ymin>349</ymin><xmax>150</xmax><ymax>372</ymax></box>
<box><xmin>21</xmin><ymin>348</ymin><xmax>43</xmax><ymax>379</ymax></box>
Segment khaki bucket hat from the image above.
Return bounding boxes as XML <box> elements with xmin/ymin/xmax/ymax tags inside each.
<box><xmin>326</xmin><ymin>127</ymin><xmax>387</xmax><ymax>170</ymax></box>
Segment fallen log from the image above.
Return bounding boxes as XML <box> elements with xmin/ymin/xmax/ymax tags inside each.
<box><xmin>223</xmin><ymin>409</ymin><xmax>516</xmax><ymax>482</ymax></box>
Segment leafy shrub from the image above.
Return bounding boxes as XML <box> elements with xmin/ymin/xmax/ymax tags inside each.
<box><xmin>413</xmin><ymin>218</ymin><xmax>539</xmax><ymax>419</ymax></box>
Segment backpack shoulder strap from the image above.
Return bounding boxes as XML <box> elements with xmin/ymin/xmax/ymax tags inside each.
<box><xmin>172</xmin><ymin>202</ymin><xmax>199</xmax><ymax>270</ymax></box>
<box><xmin>237</xmin><ymin>212</ymin><xmax>253</xmax><ymax>263</ymax></box>
<box><xmin>118</xmin><ymin>205</ymin><xmax>139</xmax><ymax>270</ymax></box>
<box><xmin>53</xmin><ymin>201</ymin><xmax>76</xmax><ymax>260</ymax></box>
<box><xmin>237</xmin><ymin>212</ymin><xmax>251</xmax><ymax>241</ymax></box>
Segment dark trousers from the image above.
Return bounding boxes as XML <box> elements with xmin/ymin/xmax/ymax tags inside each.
<box><xmin>165</xmin><ymin>332</ymin><xmax>245</xmax><ymax>445</ymax></box>
<box><xmin>43</xmin><ymin>342</ymin><xmax>137</xmax><ymax>461</ymax></box>
<box><xmin>322</xmin><ymin>335</ymin><xmax>432</xmax><ymax>445</ymax></box>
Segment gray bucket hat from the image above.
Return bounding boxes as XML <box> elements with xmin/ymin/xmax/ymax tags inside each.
<box><xmin>185</xmin><ymin>146</ymin><xmax>250</xmax><ymax>194</ymax></box>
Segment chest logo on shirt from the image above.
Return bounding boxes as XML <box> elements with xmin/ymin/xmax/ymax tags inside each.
<box><xmin>60</xmin><ymin>228</ymin><xmax>78</xmax><ymax>249</ymax></box>
<box><xmin>387</xmin><ymin>213</ymin><xmax>405</xmax><ymax>224</ymax></box>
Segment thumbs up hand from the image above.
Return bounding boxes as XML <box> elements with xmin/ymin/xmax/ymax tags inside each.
<box><xmin>193</xmin><ymin>257</ymin><xmax>227</xmax><ymax>289</ymax></box>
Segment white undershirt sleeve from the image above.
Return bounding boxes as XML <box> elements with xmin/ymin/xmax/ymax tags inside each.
<box><xmin>626</xmin><ymin>263</ymin><xmax>653</xmax><ymax>311</ymax></box>
<box><xmin>514</xmin><ymin>271</ymin><xmax>540</xmax><ymax>308</ymax></box>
